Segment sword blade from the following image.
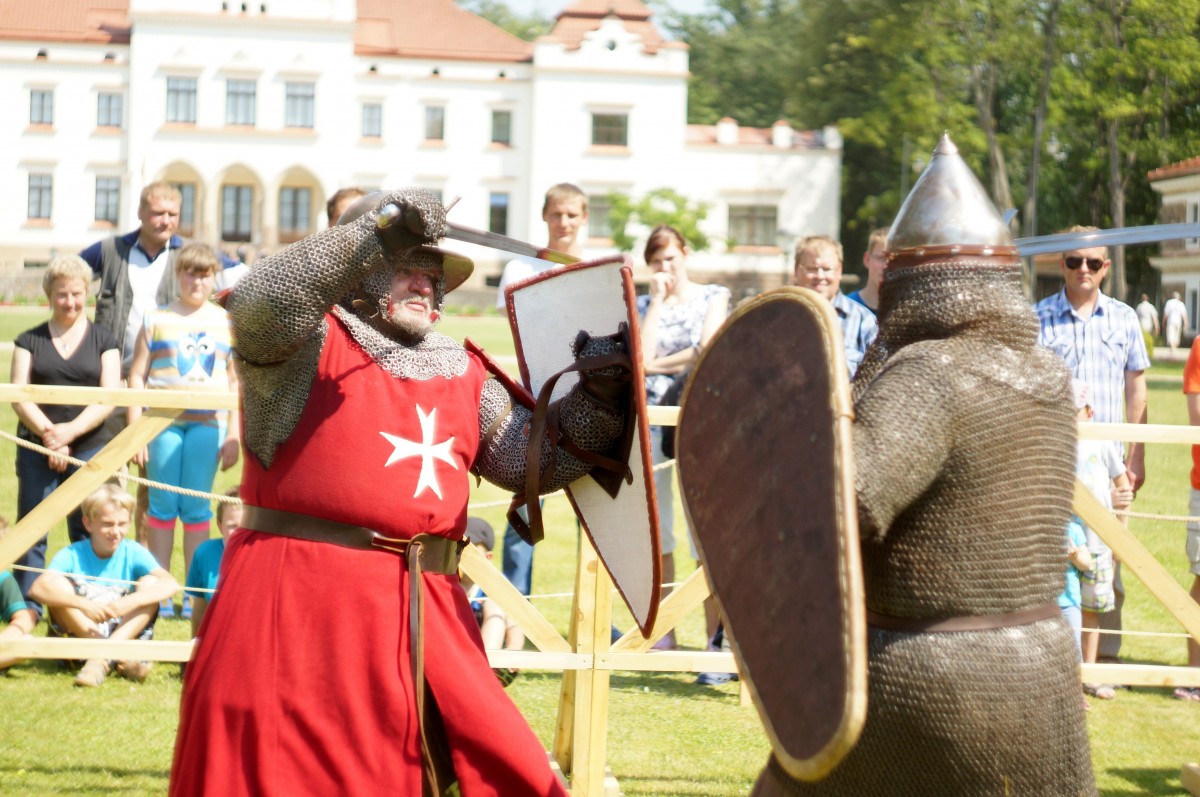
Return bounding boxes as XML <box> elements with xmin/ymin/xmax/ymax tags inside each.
<box><xmin>1016</xmin><ymin>222</ymin><xmax>1200</xmax><ymax>256</ymax></box>
<box><xmin>443</xmin><ymin>221</ymin><xmax>580</xmax><ymax>265</ymax></box>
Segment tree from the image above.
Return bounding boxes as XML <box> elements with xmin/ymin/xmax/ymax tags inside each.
<box><xmin>605</xmin><ymin>189</ymin><xmax>711</xmax><ymax>253</ymax></box>
<box><xmin>661</xmin><ymin>0</ymin><xmax>803</xmax><ymax>127</ymax></box>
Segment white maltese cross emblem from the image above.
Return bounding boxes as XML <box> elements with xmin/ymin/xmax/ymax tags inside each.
<box><xmin>380</xmin><ymin>405</ymin><xmax>459</xmax><ymax>499</ymax></box>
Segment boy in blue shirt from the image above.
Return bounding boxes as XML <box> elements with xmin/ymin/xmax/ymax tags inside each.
<box><xmin>30</xmin><ymin>484</ymin><xmax>179</xmax><ymax>687</ymax></box>
<box><xmin>185</xmin><ymin>487</ymin><xmax>241</xmax><ymax>637</ymax></box>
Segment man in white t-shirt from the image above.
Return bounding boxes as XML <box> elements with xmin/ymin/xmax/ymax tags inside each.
<box><xmin>492</xmin><ymin>184</ymin><xmax>589</xmax><ymax>630</ymax></box>
<box><xmin>1164</xmin><ymin>291</ymin><xmax>1188</xmax><ymax>351</ymax></box>
<box><xmin>494</xmin><ymin>183</ymin><xmax>588</xmax><ymax>310</ymax></box>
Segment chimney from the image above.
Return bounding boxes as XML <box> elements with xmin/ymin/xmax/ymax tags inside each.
<box><xmin>717</xmin><ymin>117</ymin><xmax>738</xmax><ymax>146</ymax></box>
<box><xmin>772</xmin><ymin>119</ymin><xmax>792</xmax><ymax>149</ymax></box>
<box><xmin>823</xmin><ymin>125</ymin><xmax>843</xmax><ymax>150</ymax></box>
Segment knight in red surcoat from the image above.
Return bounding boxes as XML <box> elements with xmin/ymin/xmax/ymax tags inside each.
<box><xmin>170</xmin><ymin>190</ymin><xmax>632</xmax><ymax>797</ymax></box>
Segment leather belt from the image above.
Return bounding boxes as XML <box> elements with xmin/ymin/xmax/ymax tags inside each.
<box><xmin>240</xmin><ymin>504</ymin><xmax>463</xmax><ymax>796</ymax></box>
<box><xmin>866</xmin><ymin>600</ymin><xmax>1062</xmax><ymax>634</ymax></box>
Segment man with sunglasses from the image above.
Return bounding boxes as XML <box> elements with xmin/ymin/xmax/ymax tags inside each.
<box><xmin>1036</xmin><ymin>227</ymin><xmax>1150</xmax><ymax>669</ymax></box>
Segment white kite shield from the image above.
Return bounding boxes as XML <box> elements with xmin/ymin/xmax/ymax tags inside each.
<box><xmin>504</xmin><ymin>255</ymin><xmax>662</xmax><ymax>636</ymax></box>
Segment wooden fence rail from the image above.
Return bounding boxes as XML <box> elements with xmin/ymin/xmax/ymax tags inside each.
<box><xmin>1</xmin><ymin>385</ymin><xmax>1199</xmax><ymax>795</ymax></box>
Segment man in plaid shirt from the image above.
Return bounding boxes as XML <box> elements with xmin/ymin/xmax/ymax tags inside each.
<box><xmin>1036</xmin><ymin>227</ymin><xmax>1150</xmax><ymax>664</ymax></box>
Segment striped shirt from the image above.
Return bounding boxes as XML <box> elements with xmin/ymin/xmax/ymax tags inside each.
<box><xmin>832</xmin><ymin>291</ymin><xmax>878</xmax><ymax>379</ymax></box>
<box><xmin>1035</xmin><ymin>289</ymin><xmax>1150</xmax><ymax>425</ymax></box>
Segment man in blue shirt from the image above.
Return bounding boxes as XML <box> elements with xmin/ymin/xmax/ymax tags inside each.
<box><xmin>794</xmin><ymin>235</ymin><xmax>878</xmax><ymax>379</ymax></box>
<box><xmin>30</xmin><ymin>484</ymin><xmax>179</xmax><ymax>687</ymax></box>
<box><xmin>1036</xmin><ymin>228</ymin><xmax>1150</xmax><ymax>665</ymax></box>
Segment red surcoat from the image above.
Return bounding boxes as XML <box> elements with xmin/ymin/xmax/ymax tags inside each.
<box><xmin>171</xmin><ymin>315</ymin><xmax>567</xmax><ymax>797</ymax></box>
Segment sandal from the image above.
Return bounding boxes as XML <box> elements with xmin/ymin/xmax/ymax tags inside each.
<box><xmin>1083</xmin><ymin>683</ymin><xmax>1116</xmax><ymax>700</ymax></box>
<box><xmin>1173</xmin><ymin>687</ymin><xmax>1200</xmax><ymax>702</ymax></box>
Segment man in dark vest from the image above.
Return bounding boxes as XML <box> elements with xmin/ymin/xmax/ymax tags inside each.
<box><xmin>80</xmin><ymin>181</ymin><xmax>184</xmax><ymax>375</ymax></box>
<box><xmin>80</xmin><ymin>181</ymin><xmax>184</xmax><ymax>559</ymax></box>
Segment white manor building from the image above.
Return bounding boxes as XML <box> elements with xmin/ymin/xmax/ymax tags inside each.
<box><xmin>1</xmin><ymin>0</ymin><xmax>842</xmax><ymax>294</ymax></box>
<box><xmin>1149</xmin><ymin>155</ymin><xmax>1200</xmax><ymax>330</ymax></box>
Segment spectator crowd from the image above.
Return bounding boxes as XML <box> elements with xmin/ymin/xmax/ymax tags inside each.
<box><xmin>1</xmin><ymin>181</ymin><xmax>1197</xmax><ymax>718</ymax></box>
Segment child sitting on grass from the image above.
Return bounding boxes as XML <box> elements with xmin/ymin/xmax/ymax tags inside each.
<box><xmin>0</xmin><ymin>516</ymin><xmax>38</xmax><ymax>672</ymax></box>
<box><xmin>185</xmin><ymin>487</ymin><xmax>242</xmax><ymax>637</ymax></box>
<box><xmin>29</xmin><ymin>484</ymin><xmax>179</xmax><ymax>687</ymax></box>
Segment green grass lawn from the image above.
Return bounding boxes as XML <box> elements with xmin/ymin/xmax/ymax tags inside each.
<box><xmin>1</xmin><ymin>304</ymin><xmax>1199</xmax><ymax>795</ymax></box>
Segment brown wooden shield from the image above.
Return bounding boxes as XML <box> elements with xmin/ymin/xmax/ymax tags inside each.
<box><xmin>677</xmin><ymin>287</ymin><xmax>866</xmax><ymax>781</ymax></box>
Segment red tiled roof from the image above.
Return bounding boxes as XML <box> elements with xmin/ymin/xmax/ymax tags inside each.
<box><xmin>549</xmin><ymin>0</ymin><xmax>666</xmax><ymax>54</ymax></box>
<box><xmin>0</xmin><ymin>1</ymin><xmax>130</xmax><ymax>45</ymax></box>
<box><xmin>687</xmin><ymin>124</ymin><xmax>824</xmax><ymax>150</ymax></box>
<box><xmin>355</xmin><ymin>0</ymin><xmax>530</xmax><ymax>63</ymax></box>
<box><xmin>0</xmin><ymin>1</ymin><xmax>531</xmax><ymax>62</ymax></box>
<box><xmin>1148</xmin><ymin>156</ymin><xmax>1200</xmax><ymax>182</ymax></box>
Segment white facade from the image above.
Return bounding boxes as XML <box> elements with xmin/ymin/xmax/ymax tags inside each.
<box><xmin>1149</xmin><ymin>165</ymin><xmax>1200</xmax><ymax>328</ymax></box>
<box><xmin>1</xmin><ymin>1</ymin><xmax>841</xmax><ymax>290</ymax></box>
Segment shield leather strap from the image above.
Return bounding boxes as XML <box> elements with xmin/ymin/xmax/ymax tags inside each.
<box><xmin>677</xmin><ymin>287</ymin><xmax>867</xmax><ymax>782</ymax></box>
<box><xmin>239</xmin><ymin>505</ymin><xmax>463</xmax><ymax>796</ymax></box>
<box><xmin>508</xmin><ymin>338</ymin><xmax>634</xmax><ymax>545</ymax></box>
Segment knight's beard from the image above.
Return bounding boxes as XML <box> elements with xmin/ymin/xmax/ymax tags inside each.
<box><xmin>383</xmin><ymin>295</ymin><xmax>435</xmax><ymax>342</ymax></box>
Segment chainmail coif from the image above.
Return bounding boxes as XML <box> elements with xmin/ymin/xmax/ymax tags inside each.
<box><xmin>227</xmin><ymin>189</ymin><xmax>447</xmax><ymax>467</ymax></box>
<box><xmin>756</xmin><ymin>259</ymin><xmax>1095</xmax><ymax>796</ymax></box>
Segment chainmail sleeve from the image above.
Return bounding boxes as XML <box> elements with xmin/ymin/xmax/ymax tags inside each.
<box><xmin>853</xmin><ymin>346</ymin><xmax>953</xmax><ymax>540</ymax></box>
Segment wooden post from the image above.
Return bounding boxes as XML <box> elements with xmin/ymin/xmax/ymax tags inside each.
<box><xmin>1074</xmin><ymin>478</ymin><xmax>1200</xmax><ymax>642</ymax></box>
<box><xmin>0</xmin><ymin>409</ymin><xmax>180</xmax><ymax>570</ymax></box>
<box><xmin>611</xmin><ymin>567</ymin><xmax>709</xmax><ymax>653</ymax></box>
<box><xmin>568</xmin><ymin>536</ymin><xmax>612</xmax><ymax>797</ymax></box>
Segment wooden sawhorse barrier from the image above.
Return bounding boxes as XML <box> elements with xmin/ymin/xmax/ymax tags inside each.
<box><xmin>3</xmin><ymin>388</ymin><xmax>1200</xmax><ymax>794</ymax></box>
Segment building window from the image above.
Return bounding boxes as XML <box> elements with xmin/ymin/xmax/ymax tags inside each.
<box><xmin>588</xmin><ymin>194</ymin><xmax>613</xmax><ymax>239</ymax></box>
<box><xmin>279</xmin><ymin>187</ymin><xmax>312</xmax><ymax>239</ymax></box>
<box><xmin>30</xmin><ymin>90</ymin><xmax>53</xmax><ymax>125</ymax></box>
<box><xmin>167</xmin><ymin>77</ymin><xmax>197</xmax><ymax>123</ymax></box>
<box><xmin>95</xmin><ymin>177</ymin><xmax>120</xmax><ymax>224</ymax></box>
<box><xmin>491</xmin><ymin>110</ymin><xmax>511</xmax><ymax>145</ymax></box>
<box><xmin>489</xmin><ymin>192</ymin><xmax>509</xmax><ymax>236</ymax></box>
<box><xmin>97</xmin><ymin>92</ymin><xmax>122</xmax><ymax>127</ymax></box>
<box><xmin>591</xmin><ymin>113</ymin><xmax>628</xmax><ymax>146</ymax></box>
<box><xmin>424</xmin><ymin>106</ymin><xmax>444</xmax><ymax>141</ymax></box>
<box><xmin>728</xmin><ymin>205</ymin><xmax>778</xmax><ymax>247</ymax></box>
<box><xmin>226</xmin><ymin>79</ymin><xmax>256</xmax><ymax>126</ymax></box>
<box><xmin>362</xmin><ymin>103</ymin><xmax>382</xmax><ymax>137</ymax></box>
<box><xmin>285</xmin><ymin>82</ymin><xmax>315</xmax><ymax>128</ymax></box>
<box><xmin>28</xmin><ymin>174</ymin><xmax>52</xmax><ymax>219</ymax></box>
<box><xmin>173</xmin><ymin>182</ymin><xmax>197</xmax><ymax>237</ymax></box>
<box><xmin>221</xmin><ymin>185</ymin><xmax>253</xmax><ymax>242</ymax></box>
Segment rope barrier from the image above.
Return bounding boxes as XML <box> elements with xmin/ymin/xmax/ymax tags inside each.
<box><xmin>10</xmin><ymin>563</ymin><xmax>215</xmax><ymax>595</ymax></box>
<box><xmin>0</xmin><ymin>429</ymin><xmax>241</xmax><ymax>504</ymax></box>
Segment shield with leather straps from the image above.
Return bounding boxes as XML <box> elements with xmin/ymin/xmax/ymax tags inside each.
<box><xmin>504</xmin><ymin>255</ymin><xmax>661</xmax><ymax>636</ymax></box>
<box><xmin>677</xmin><ymin>286</ymin><xmax>866</xmax><ymax>781</ymax></box>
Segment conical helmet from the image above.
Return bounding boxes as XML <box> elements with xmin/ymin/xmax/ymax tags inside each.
<box><xmin>887</xmin><ymin>133</ymin><xmax>1015</xmax><ymax>266</ymax></box>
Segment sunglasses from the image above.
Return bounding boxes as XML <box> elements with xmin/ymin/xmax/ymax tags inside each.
<box><xmin>1064</xmin><ymin>256</ymin><xmax>1106</xmax><ymax>272</ymax></box>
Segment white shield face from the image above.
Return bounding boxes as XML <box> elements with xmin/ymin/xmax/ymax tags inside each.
<box><xmin>506</xmin><ymin>256</ymin><xmax>661</xmax><ymax>635</ymax></box>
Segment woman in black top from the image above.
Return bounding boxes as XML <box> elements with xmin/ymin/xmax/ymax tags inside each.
<box><xmin>10</xmin><ymin>255</ymin><xmax>120</xmax><ymax>610</ymax></box>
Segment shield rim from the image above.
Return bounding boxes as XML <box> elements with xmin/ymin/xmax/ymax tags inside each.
<box><xmin>679</xmin><ymin>286</ymin><xmax>867</xmax><ymax>780</ymax></box>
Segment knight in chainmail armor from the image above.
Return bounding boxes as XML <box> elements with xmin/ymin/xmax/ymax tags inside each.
<box><xmin>171</xmin><ymin>189</ymin><xmax>629</xmax><ymax>797</ymax></box>
<box><xmin>754</xmin><ymin>136</ymin><xmax>1095</xmax><ymax>796</ymax></box>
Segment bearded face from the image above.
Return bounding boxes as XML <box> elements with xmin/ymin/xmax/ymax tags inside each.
<box><xmin>358</xmin><ymin>253</ymin><xmax>446</xmax><ymax>343</ymax></box>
